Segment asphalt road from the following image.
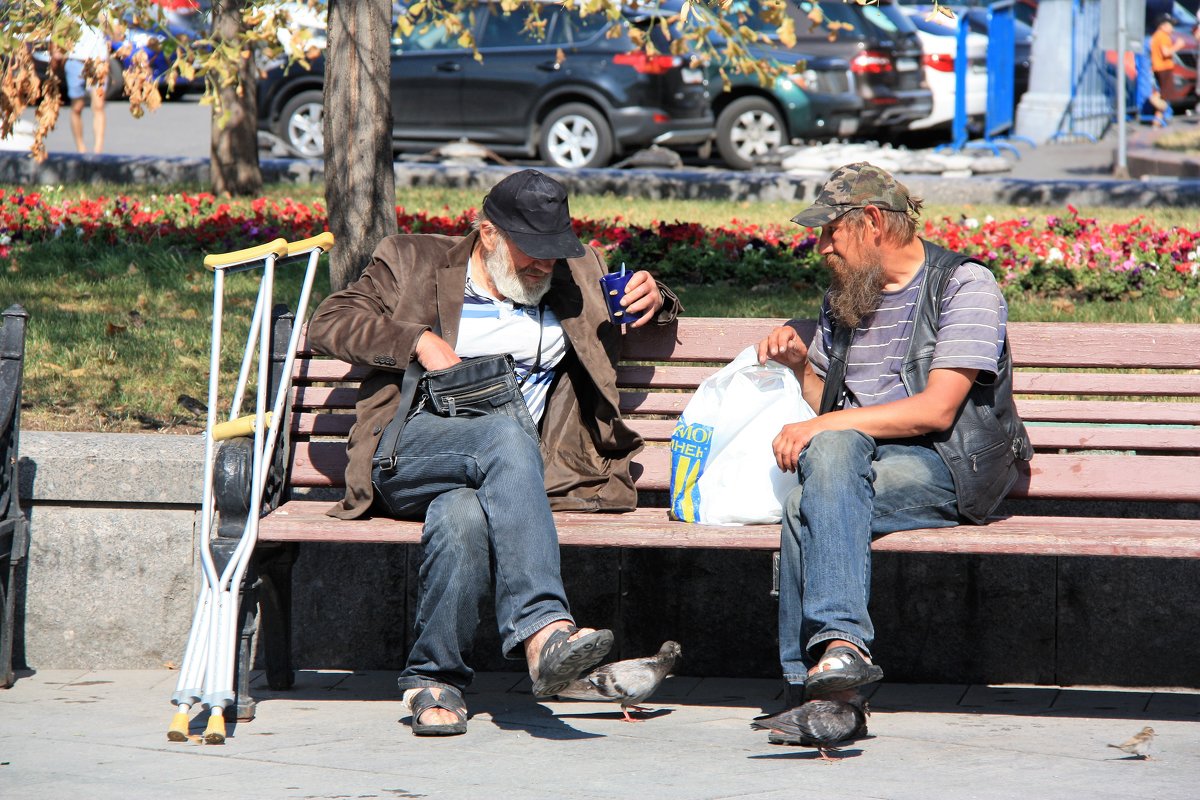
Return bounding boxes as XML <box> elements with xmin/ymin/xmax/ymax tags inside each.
<box><xmin>28</xmin><ymin>93</ymin><xmax>1123</xmax><ymax>182</ymax></box>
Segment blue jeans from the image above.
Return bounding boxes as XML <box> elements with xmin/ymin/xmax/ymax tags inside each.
<box><xmin>372</xmin><ymin>410</ymin><xmax>572</xmax><ymax>693</ymax></box>
<box><xmin>778</xmin><ymin>429</ymin><xmax>960</xmax><ymax>686</ymax></box>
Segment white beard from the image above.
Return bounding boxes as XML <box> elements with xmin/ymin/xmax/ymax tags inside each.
<box><xmin>483</xmin><ymin>242</ymin><xmax>552</xmax><ymax>306</ymax></box>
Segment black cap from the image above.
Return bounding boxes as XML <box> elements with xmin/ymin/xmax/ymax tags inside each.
<box><xmin>482</xmin><ymin>170</ymin><xmax>586</xmax><ymax>260</ymax></box>
<box><xmin>1158</xmin><ymin>13</ymin><xmax>1178</xmax><ymax>26</ymax></box>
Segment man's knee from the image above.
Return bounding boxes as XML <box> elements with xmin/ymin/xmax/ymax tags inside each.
<box><xmin>479</xmin><ymin>415</ymin><xmax>539</xmax><ymax>460</ymax></box>
<box><xmin>800</xmin><ymin>429</ymin><xmax>873</xmax><ymax>478</ymax></box>
<box><xmin>424</xmin><ymin>488</ymin><xmax>488</xmax><ymax>557</ymax></box>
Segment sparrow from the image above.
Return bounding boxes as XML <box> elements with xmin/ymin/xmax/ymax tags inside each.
<box><xmin>750</xmin><ymin>694</ymin><xmax>870</xmax><ymax>762</ymax></box>
<box><xmin>1108</xmin><ymin>726</ymin><xmax>1155</xmax><ymax>759</ymax></box>
<box><xmin>556</xmin><ymin>640</ymin><xmax>681</xmax><ymax>722</ymax></box>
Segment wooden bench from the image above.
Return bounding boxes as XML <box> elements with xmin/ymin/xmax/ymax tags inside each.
<box><xmin>0</xmin><ymin>304</ymin><xmax>29</xmax><ymax>689</ymax></box>
<box><xmin>223</xmin><ymin>314</ymin><xmax>1200</xmax><ymax>709</ymax></box>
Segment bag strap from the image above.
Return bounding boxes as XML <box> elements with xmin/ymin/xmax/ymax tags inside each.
<box><xmin>376</xmin><ymin>298</ymin><xmax>444</xmax><ymax>471</ymax></box>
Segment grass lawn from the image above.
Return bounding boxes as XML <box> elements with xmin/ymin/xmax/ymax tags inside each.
<box><xmin>3</xmin><ymin>183</ymin><xmax>1197</xmax><ymax>433</ymax></box>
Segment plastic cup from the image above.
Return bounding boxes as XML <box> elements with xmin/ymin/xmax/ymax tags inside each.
<box><xmin>599</xmin><ymin>271</ymin><xmax>634</xmax><ymax>324</ymax></box>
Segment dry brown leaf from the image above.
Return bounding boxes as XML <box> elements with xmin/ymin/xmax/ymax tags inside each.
<box><xmin>106</xmin><ymin>322</ymin><xmax>127</xmax><ymax>336</ymax></box>
<box><xmin>181</xmin><ymin>308</ymin><xmax>200</xmax><ymax>320</ymax></box>
<box><xmin>1050</xmin><ymin>298</ymin><xmax>1075</xmax><ymax>314</ymax></box>
<box><xmin>68</xmin><ymin>368</ymin><xmax>86</xmax><ymax>377</ymax></box>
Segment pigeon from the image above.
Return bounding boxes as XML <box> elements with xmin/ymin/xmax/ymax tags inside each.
<box><xmin>1108</xmin><ymin>726</ymin><xmax>1156</xmax><ymax>759</ymax></box>
<box><xmin>750</xmin><ymin>695</ymin><xmax>870</xmax><ymax>761</ymax></box>
<box><xmin>556</xmin><ymin>640</ymin><xmax>681</xmax><ymax>722</ymax></box>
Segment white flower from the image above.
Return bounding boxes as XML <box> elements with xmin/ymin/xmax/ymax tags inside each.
<box><xmin>984</xmin><ymin>214</ymin><xmax>995</xmax><ymax>224</ymax></box>
<box><xmin>0</xmin><ymin>233</ymin><xmax>10</xmax><ymax>246</ymax></box>
<box><xmin>1047</xmin><ymin>247</ymin><xmax>1064</xmax><ymax>263</ymax></box>
<box><xmin>963</xmin><ymin>217</ymin><xmax>979</xmax><ymax>229</ymax></box>
<box><xmin>743</xmin><ymin>242</ymin><xmax>755</xmax><ymax>251</ymax></box>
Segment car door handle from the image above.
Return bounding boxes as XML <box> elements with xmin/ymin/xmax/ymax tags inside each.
<box><xmin>537</xmin><ymin>61</ymin><xmax>561</xmax><ymax>72</ymax></box>
<box><xmin>436</xmin><ymin>62</ymin><xmax>461</xmax><ymax>72</ymax></box>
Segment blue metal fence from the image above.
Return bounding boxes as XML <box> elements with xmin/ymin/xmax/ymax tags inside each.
<box><xmin>1050</xmin><ymin>0</ymin><xmax>1110</xmax><ymax>142</ymax></box>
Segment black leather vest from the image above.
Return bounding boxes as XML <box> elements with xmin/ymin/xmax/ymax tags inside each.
<box><xmin>818</xmin><ymin>240</ymin><xmax>1032</xmax><ymax>524</ymax></box>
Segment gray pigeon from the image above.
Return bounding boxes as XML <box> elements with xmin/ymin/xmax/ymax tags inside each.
<box><xmin>556</xmin><ymin>640</ymin><xmax>682</xmax><ymax>722</ymax></box>
<box><xmin>750</xmin><ymin>695</ymin><xmax>870</xmax><ymax>761</ymax></box>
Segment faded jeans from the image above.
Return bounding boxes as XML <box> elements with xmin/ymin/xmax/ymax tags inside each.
<box><xmin>778</xmin><ymin>429</ymin><xmax>960</xmax><ymax>687</ymax></box>
<box><xmin>372</xmin><ymin>410</ymin><xmax>572</xmax><ymax>693</ymax></box>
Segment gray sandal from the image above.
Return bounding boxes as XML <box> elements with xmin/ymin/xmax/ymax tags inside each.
<box><xmin>531</xmin><ymin>626</ymin><xmax>614</xmax><ymax>698</ymax></box>
<box><xmin>408</xmin><ymin>684</ymin><xmax>468</xmax><ymax>736</ymax></box>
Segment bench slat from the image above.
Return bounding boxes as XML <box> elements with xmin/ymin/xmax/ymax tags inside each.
<box><xmin>288</xmin><ymin>442</ymin><xmax>1200</xmax><ymax>502</ymax></box>
<box><xmin>1014</xmin><ymin>372</ymin><xmax>1200</xmax><ymax>397</ymax></box>
<box><xmin>296</xmin><ymin>321</ymin><xmax>1200</xmax><ymax>369</ymax></box>
<box><xmin>258</xmin><ymin>501</ymin><xmax>1200</xmax><ymax>559</ymax></box>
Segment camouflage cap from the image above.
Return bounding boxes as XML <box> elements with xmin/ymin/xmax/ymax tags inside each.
<box><xmin>791</xmin><ymin>162</ymin><xmax>911</xmax><ymax>227</ymax></box>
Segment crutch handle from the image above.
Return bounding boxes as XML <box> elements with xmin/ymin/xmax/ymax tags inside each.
<box><xmin>203</xmin><ymin>713</ymin><xmax>227</xmax><ymax>745</ymax></box>
<box><xmin>212</xmin><ymin>412</ymin><xmax>273</xmax><ymax>442</ymax></box>
<box><xmin>286</xmin><ymin>231</ymin><xmax>335</xmax><ymax>256</ymax></box>
<box><xmin>203</xmin><ymin>239</ymin><xmax>289</xmax><ymax>271</ymax></box>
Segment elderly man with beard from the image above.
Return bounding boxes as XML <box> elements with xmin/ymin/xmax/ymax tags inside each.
<box><xmin>755</xmin><ymin>163</ymin><xmax>1029</xmax><ymax>712</ymax></box>
<box><xmin>308</xmin><ymin>170</ymin><xmax>679</xmax><ymax>736</ymax></box>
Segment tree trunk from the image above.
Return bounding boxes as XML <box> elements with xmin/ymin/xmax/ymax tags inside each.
<box><xmin>326</xmin><ymin>0</ymin><xmax>397</xmax><ymax>291</ymax></box>
<box><xmin>210</xmin><ymin>0</ymin><xmax>263</xmax><ymax>196</ymax></box>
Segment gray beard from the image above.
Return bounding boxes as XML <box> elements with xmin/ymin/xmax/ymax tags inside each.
<box><xmin>483</xmin><ymin>244</ymin><xmax>552</xmax><ymax>307</ymax></box>
<box><xmin>827</xmin><ymin>256</ymin><xmax>886</xmax><ymax>328</ymax></box>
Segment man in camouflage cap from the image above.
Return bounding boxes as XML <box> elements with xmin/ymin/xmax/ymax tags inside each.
<box><xmin>753</xmin><ymin>162</ymin><xmax>1030</xmax><ymax>733</ymax></box>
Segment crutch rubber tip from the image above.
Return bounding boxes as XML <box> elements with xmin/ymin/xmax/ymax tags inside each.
<box><xmin>203</xmin><ymin>714</ymin><xmax>227</xmax><ymax>745</ymax></box>
<box><xmin>167</xmin><ymin>711</ymin><xmax>190</xmax><ymax>742</ymax></box>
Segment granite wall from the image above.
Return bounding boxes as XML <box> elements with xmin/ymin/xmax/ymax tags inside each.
<box><xmin>13</xmin><ymin>432</ymin><xmax>1200</xmax><ymax>688</ymax></box>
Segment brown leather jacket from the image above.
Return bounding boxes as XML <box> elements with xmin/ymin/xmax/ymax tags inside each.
<box><xmin>307</xmin><ymin>230</ymin><xmax>680</xmax><ymax>519</ymax></box>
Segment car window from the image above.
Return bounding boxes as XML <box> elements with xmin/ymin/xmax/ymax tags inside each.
<box><xmin>477</xmin><ymin>4</ymin><xmax>562</xmax><ymax>48</ymax></box>
<box><xmin>795</xmin><ymin>1</ymin><xmax>865</xmax><ymax>37</ymax></box>
<box><xmin>560</xmin><ymin>8</ymin><xmax>610</xmax><ymax>43</ymax></box>
<box><xmin>395</xmin><ymin>10</ymin><xmax>474</xmax><ymax>52</ymax></box>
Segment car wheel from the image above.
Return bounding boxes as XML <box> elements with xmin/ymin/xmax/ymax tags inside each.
<box><xmin>538</xmin><ymin>103</ymin><xmax>613</xmax><ymax>169</ymax></box>
<box><xmin>104</xmin><ymin>57</ymin><xmax>125</xmax><ymax>102</ymax></box>
<box><xmin>715</xmin><ymin>96</ymin><xmax>786</xmax><ymax>171</ymax></box>
<box><xmin>276</xmin><ymin>90</ymin><xmax>325</xmax><ymax>158</ymax></box>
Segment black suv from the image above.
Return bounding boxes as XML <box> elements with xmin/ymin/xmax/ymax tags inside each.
<box><xmin>256</xmin><ymin>2</ymin><xmax>713</xmax><ymax>168</ymax></box>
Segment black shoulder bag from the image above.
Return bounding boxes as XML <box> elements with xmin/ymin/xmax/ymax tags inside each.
<box><xmin>373</xmin><ymin>304</ymin><xmax>543</xmax><ymax>471</ymax></box>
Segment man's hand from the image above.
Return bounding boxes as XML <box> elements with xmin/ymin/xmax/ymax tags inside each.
<box><xmin>772</xmin><ymin>417</ymin><xmax>828</xmax><ymax>472</ymax></box>
<box><xmin>622</xmin><ymin>270</ymin><xmax>665</xmax><ymax>328</ymax></box>
<box><xmin>757</xmin><ymin>325</ymin><xmax>808</xmax><ymax>373</ymax></box>
<box><xmin>414</xmin><ymin>331</ymin><xmax>461</xmax><ymax>371</ymax></box>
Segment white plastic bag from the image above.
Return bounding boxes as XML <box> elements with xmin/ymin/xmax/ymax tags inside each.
<box><xmin>669</xmin><ymin>346</ymin><xmax>815</xmax><ymax>525</ymax></box>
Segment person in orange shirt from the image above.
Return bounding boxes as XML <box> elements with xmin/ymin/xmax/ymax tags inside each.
<box><xmin>1149</xmin><ymin>14</ymin><xmax>1186</xmax><ymax>100</ymax></box>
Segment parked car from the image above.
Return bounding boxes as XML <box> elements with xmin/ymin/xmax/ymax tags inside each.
<box><xmin>899</xmin><ymin>7</ymin><xmax>988</xmax><ymax>131</ymax></box>
<box><xmin>781</xmin><ymin>0</ymin><xmax>933</xmax><ymax>135</ymax></box>
<box><xmin>662</xmin><ymin>0</ymin><xmax>861</xmax><ymax>169</ymax></box>
<box><xmin>105</xmin><ymin>0</ymin><xmax>209</xmax><ymax>100</ymax></box>
<box><xmin>896</xmin><ymin>2</ymin><xmax>1032</xmax><ymax>114</ymax></box>
<box><xmin>256</xmin><ymin>1</ymin><xmax>714</xmax><ymax>168</ymax></box>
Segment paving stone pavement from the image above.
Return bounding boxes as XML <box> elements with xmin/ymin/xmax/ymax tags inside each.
<box><xmin>1</xmin><ymin>669</ymin><xmax>1196</xmax><ymax>800</ymax></box>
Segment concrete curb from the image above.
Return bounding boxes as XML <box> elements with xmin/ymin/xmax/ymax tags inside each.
<box><xmin>4</xmin><ymin>151</ymin><xmax>1200</xmax><ymax>207</ymax></box>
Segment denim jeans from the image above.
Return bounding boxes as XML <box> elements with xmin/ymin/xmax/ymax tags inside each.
<box><xmin>372</xmin><ymin>410</ymin><xmax>572</xmax><ymax>693</ymax></box>
<box><xmin>778</xmin><ymin>429</ymin><xmax>960</xmax><ymax>686</ymax></box>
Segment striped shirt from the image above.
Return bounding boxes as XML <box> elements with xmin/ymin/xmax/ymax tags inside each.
<box><xmin>809</xmin><ymin>261</ymin><xmax>1007</xmax><ymax>408</ymax></box>
<box><xmin>455</xmin><ymin>262</ymin><xmax>569</xmax><ymax>423</ymax></box>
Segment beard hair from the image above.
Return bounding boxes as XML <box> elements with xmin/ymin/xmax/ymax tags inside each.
<box><xmin>826</xmin><ymin>253</ymin><xmax>886</xmax><ymax>328</ymax></box>
<box><xmin>483</xmin><ymin>240</ymin><xmax>552</xmax><ymax>306</ymax></box>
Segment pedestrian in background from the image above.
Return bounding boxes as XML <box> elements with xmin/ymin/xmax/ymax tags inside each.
<box><xmin>62</xmin><ymin>16</ymin><xmax>111</xmax><ymax>154</ymax></box>
<box><xmin>1149</xmin><ymin>14</ymin><xmax>1185</xmax><ymax>103</ymax></box>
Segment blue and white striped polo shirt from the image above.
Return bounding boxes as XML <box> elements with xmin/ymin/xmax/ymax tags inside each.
<box><xmin>454</xmin><ymin>264</ymin><xmax>569</xmax><ymax>423</ymax></box>
<box><xmin>808</xmin><ymin>261</ymin><xmax>1007</xmax><ymax>408</ymax></box>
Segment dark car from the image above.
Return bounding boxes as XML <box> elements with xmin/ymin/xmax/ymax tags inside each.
<box><xmin>666</xmin><ymin>0</ymin><xmax>862</xmax><ymax>169</ymax></box>
<box><xmin>711</xmin><ymin>49</ymin><xmax>862</xmax><ymax>169</ymax></box>
<box><xmin>256</xmin><ymin>1</ymin><xmax>713</xmax><ymax>168</ymax></box>
<box><xmin>781</xmin><ymin>0</ymin><xmax>933</xmax><ymax>134</ymax></box>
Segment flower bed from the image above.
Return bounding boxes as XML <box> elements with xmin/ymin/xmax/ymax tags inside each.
<box><xmin>2</xmin><ymin>190</ymin><xmax>1197</xmax><ymax>301</ymax></box>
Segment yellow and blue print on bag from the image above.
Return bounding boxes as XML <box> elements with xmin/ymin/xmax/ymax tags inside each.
<box><xmin>669</xmin><ymin>419</ymin><xmax>713</xmax><ymax>522</ymax></box>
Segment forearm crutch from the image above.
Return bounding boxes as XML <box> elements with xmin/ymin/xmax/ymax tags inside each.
<box><xmin>169</xmin><ymin>233</ymin><xmax>334</xmax><ymax>744</ymax></box>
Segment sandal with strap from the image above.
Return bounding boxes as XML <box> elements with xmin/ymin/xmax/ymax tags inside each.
<box><xmin>531</xmin><ymin>625</ymin><xmax>614</xmax><ymax>698</ymax></box>
<box><xmin>407</xmin><ymin>684</ymin><xmax>468</xmax><ymax>736</ymax></box>
<box><xmin>805</xmin><ymin>646</ymin><xmax>884</xmax><ymax>696</ymax></box>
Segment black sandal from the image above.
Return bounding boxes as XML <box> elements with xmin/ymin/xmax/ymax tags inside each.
<box><xmin>531</xmin><ymin>625</ymin><xmax>614</xmax><ymax>698</ymax></box>
<box><xmin>408</xmin><ymin>684</ymin><xmax>468</xmax><ymax>736</ymax></box>
<box><xmin>805</xmin><ymin>646</ymin><xmax>884</xmax><ymax>695</ymax></box>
